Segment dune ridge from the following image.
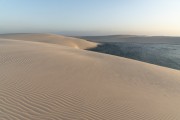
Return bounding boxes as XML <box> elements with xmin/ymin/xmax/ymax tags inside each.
<box><xmin>0</xmin><ymin>33</ymin><xmax>98</xmax><ymax>49</ymax></box>
<box><xmin>0</xmin><ymin>34</ymin><xmax>180</xmax><ymax>120</ymax></box>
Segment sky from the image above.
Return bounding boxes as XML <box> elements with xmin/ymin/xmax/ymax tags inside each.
<box><xmin>0</xmin><ymin>0</ymin><xmax>180</xmax><ymax>36</ymax></box>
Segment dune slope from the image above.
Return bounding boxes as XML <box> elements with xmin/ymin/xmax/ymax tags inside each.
<box><xmin>0</xmin><ymin>38</ymin><xmax>180</xmax><ymax>120</ymax></box>
<box><xmin>0</xmin><ymin>33</ymin><xmax>98</xmax><ymax>49</ymax></box>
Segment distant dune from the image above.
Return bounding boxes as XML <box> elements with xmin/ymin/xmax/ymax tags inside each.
<box><xmin>0</xmin><ymin>34</ymin><xmax>180</xmax><ymax>120</ymax></box>
<box><xmin>78</xmin><ymin>35</ymin><xmax>180</xmax><ymax>44</ymax></box>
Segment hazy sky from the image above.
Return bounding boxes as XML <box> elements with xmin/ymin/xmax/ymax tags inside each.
<box><xmin>1</xmin><ymin>0</ymin><xmax>180</xmax><ymax>36</ymax></box>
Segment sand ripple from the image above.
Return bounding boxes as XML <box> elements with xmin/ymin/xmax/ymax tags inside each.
<box><xmin>0</xmin><ymin>36</ymin><xmax>180</xmax><ymax>120</ymax></box>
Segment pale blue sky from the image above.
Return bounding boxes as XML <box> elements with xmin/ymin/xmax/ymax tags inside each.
<box><xmin>0</xmin><ymin>0</ymin><xmax>180</xmax><ymax>36</ymax></box>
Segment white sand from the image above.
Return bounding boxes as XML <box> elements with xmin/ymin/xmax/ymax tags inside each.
<box><xmin>0</xmin><ymin>33</ymin><xmax>98</xmax><ymax>49</ymax></box>
<box><xmin>0</xmin><ymin>34</ymin><xmax>180</xmax><ymax>120</ymax></box>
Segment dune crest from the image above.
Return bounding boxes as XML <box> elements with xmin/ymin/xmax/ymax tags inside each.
<box><xmin>0</xmin><ymin>33</ymin><xmax>98</xmax><ymax>49</ymax></box>
<box><xmin>0</xmin><ymin>35</ymin><xmax>180</xmax><ymax>120</ymax></box>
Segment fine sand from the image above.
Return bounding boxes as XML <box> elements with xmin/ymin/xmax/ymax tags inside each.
<box><xmin>0</xmin><ymin>34</ymin><xmax>180</xmax><ymax>120</ymax></box>
<box><xmin>0</xmin><ymin>33</ymin><xmax>98</xmax><ymax>49</ymax></box>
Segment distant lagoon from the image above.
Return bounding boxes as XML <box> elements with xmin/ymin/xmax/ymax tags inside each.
<box><xmin>79</xmin><ymin>36</ymin><xmax>180</xmax><ymax>70</ymax></box>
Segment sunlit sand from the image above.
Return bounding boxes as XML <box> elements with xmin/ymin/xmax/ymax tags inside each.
<box><xmin>0</xmin><ymin>33</ymin><xmax>180</xmax><ymax>120</ymax></box>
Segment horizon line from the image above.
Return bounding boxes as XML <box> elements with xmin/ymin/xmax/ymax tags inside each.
<box><xmin>1</xmin><ymin>32</ymin><xmax>180</xmax><ymax>37</ymax></box>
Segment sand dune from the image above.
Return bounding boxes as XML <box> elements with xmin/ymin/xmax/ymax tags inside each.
<box><xmin>0</xmin><ymin>33</ymin><xmax>98</xmax><ymax>49</ymax></box>
<box><xmin>79</xmin><ymin>35</ymin><xmax>180</xmax><ymax>44</ymax></box>
<box><xmin>0</xmin><ymin>34</ymin><xmax>180</xmax><ymax>120</ymax></box>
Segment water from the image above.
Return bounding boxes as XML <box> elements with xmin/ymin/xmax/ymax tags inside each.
<box><xmin>88</xmin><ymin>42</ymin><xmax>180</xmax><ymax>70</ymax></box>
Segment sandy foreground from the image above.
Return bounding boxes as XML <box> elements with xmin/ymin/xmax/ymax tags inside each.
<box><xmin>0</xmin><ymin>34</ymin><xmax>180</xmax><ymax>120</ymax></box>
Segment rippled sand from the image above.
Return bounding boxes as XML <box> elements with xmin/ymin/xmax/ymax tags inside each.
<box><xmin>0</xmin><ymin>34</ymin><xmax>180</xmax><ymax>120</ymax></box>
